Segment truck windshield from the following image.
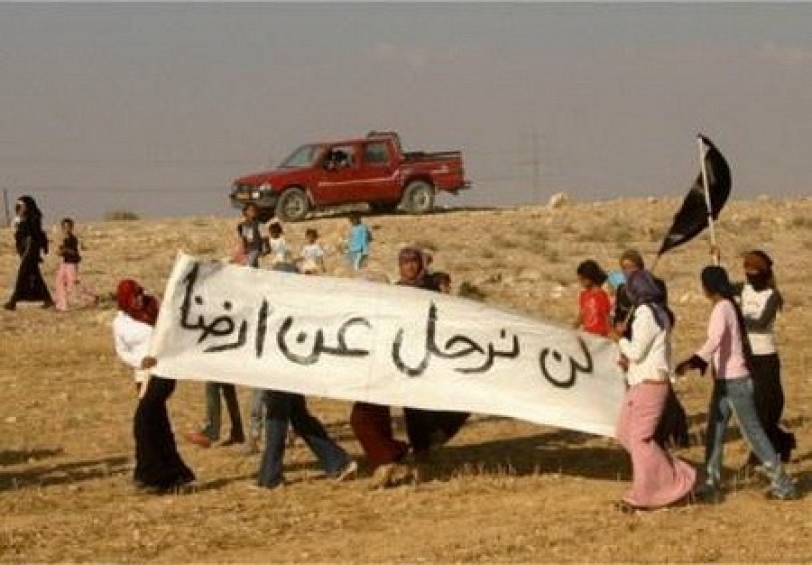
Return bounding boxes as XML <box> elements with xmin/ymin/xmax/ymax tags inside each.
<box><xmin>280</xmin><ymin>144</ymin><xmax>321</xmax><ymax>168</ymax></box>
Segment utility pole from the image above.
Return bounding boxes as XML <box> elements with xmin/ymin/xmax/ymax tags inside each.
<box><xmin>517</xmin><ymin>129</ymin><xmax>542</xmax><ymax>202</ymax></box>
<box><xmin>2</xmin><ymin>188</ymin><xmax>10</xmax><ymax>227</ymax></box>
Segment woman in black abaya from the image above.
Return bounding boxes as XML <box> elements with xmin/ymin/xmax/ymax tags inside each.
<box><xmin>4</xmin><ymin>195</ymin><xmax>54</xmax><ymax>310</ymax></box>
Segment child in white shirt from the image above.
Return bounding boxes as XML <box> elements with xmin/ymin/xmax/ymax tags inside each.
<box><xmin>299</xmin><ymin>228</ymin><xmax>325</xmax><ymax>274</ymax></box>
<box><xmin>267</xmin><ymin>221</ymin><xmax>291</xmax><ymax>266</ymax></box>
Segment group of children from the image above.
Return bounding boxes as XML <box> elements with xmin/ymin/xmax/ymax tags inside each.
<box><xmin>232</xmin><ymin>202</ymin><xmax>373</xmax><ymax>274</ymax></box>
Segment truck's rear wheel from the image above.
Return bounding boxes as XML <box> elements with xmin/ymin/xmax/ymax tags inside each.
<box><xmin>276</xmin><ymin>188</ymin><xmax>310</xmax><ymax>222</ymax></box>
<box><xmin>401</xmin><ymin>181</ymin><xmax>434</xmax><ymax>214</ymax></box>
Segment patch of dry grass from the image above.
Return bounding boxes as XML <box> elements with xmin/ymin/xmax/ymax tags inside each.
<box><xmin>1</xmin><ymin>197</ymin><xmax>812</xmax><ymax>562</ymax></box>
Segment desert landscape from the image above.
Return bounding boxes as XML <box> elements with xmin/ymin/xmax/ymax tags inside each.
<box><xmin>1</xmin><ymin>196</ymin><xmax>811</xmax><ymax>562</ymax></box>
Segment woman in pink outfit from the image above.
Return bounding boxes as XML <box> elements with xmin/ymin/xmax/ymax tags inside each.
<box><xmin>614</xmin><ymin>270</ymin><xmax>696</xmax><ymax>511</ymax></box>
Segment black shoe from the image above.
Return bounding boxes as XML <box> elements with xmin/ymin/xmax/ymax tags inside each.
<box><xmin>693</xmin><ymin>485</ymin><xmax>723</xmax><ymax>504</ymax></box>
<box><xmin>3</xmin><ymin>302</ymin><xmax>15</xmax><ymax>311</ymax></box>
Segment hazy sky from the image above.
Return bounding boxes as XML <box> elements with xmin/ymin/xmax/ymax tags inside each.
<box><xmin>1</xmin><ymin>2</ymin><xmax>811</xmax><ymax>221</ymax></box>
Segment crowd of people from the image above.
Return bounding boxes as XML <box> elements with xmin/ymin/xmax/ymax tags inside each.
<box><xmin>3</xmin><ymin>195</ymin><xmax>800</xmax><ymax>506</ymax></box>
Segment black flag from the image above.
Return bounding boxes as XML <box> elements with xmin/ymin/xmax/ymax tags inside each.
<box><xmin>657</xmin><ymin>135</ymin><xmax>731</xmax><ymax>256</ymax></box>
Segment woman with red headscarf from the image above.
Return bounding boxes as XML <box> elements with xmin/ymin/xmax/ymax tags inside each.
<box><xmin>113</xmin><ymin>279</ymin><xmax>195</xmax><ymax>494</ymax></box>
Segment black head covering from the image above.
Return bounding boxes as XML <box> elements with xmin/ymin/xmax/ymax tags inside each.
<box><xmin>701</xmin><ymin>265</ymin><xmax>735</xmax><ymax>299</ymax></box>
<box><xmin>17</xmin><ymin>195</ymin><xmax>42</xmax><ymax>222</ymax></box>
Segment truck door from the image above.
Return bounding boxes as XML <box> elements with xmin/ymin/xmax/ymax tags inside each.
<box><xmin>313</xmin><ymin>144</ymin><xmax>365</xmax><ymax>206</ymax></box>
<box><xmin>354</xmin><ymin>140</ymin><xmax>400</xmax><ymax>201</ymax></box>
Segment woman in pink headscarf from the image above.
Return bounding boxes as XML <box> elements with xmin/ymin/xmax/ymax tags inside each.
<box><xmin>113</xmin><ymin>279</ymin><xmax>195</xmax><ymax>494</ymax></box>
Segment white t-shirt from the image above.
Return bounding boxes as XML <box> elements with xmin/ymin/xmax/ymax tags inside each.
<box><xmin>268</xmin><ymin>236</ymin><xmax>290</xmax><ymax>264</ymax></box>
<box><xmin>300</xmin><ymin>242</ymin><xmax>325</xmax><ymax>272</ymax></box>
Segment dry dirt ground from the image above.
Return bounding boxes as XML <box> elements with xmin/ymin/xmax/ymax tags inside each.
<box><xmin>1</xmin><ymin>197</ymin><xmax>811</xmax><ymax>562</ymax></box>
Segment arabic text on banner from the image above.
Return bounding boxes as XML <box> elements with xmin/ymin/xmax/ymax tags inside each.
<box><xmin>150</xmin><ymin>253</ymin><xmax>626</xmax><ymax>437</ymax></box>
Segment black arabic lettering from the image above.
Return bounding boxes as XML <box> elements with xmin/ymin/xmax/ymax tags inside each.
<box><xmin>455</xmin><ymin>329</ymin><xmax>520</xmax><ymax>374</ymax></box>
<box><xmin>277</xmin><ymin>316</ymin><xmax>372</xmax><ymax>365</ymax></box>
<box><xmin>392</xmin><ymin>302</ymin><xmax>521</xmax><ymax>377</ymax></box>
<box><xmin>179</xmin><ymin>263</ymin><xmax>248</xmax><ymax>353</ymax></box>
<box><xmin>255</xmin><ymin>299</ymin><xmax>270</xmax><ymax>358</ymax></box>
<box><xmin>538</xmin><ymin>337</ymin><xmax>593</xmax><ymax>389</ymax></box>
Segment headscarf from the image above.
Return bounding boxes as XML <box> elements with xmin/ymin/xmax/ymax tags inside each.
<box><xmin>701</xmin><ymin>265</ymin><xmax>736</xmax><ymax>299</ymax></box>
<box><xmin>743</xmin><ymin>249</ymin><xmax>775</xmax><ymax>290</ymax></box>
<box><xmin>116</xmin><ymin>279</ymin><xmax>159</xmax><ymax>326</ymax></box>
<box><xmin>16</xmin><ymin>195</ymin><xmax>43</xmax><ymax>223</ymax></box>
<box><xmin>626</xmin><ymin>269</ymin><xmax>671</xmax><ymax>329</ymax></box>
<box><xmin>397</xmin><ymin>246</ymin><xmax>428</xmax><ymax>287</ymax></box>
<box><xmin>14</xmin><ymin>195</ymin><xmax>47</xmax><ymax>255</ymax></box>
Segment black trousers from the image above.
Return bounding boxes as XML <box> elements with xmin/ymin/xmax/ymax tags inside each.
<box><xmin>404</xmin><ymin>408</ymin><xmax>471</xmax><ymax>455</ymax></box>
<box><xmin>748</xmin><ymin>353</ymin><xmax>796</xmax><ymax>463</ymax></box>
<box><xmin>133</xmin><ymin>376</ymin><xmax>195</xmax><ymax>488</ymax></box>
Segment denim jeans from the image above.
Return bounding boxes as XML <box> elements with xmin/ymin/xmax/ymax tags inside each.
<box><xmin>247</xmin><ymin>388</ymin><xmax>266</xmax><ymax>441</ymax></box>
<box><xmin>257</xmin><ymin>391</ymin><xmax>350</xmax><ymax>488</ymax></box>
<box><xmin>704</xmin><ymin>376</ymin><xmax>795</xmax><ymax>498</ymax></box>
<box><xmin>201</xmin><ymin>382</ymin><xmax>244</xmax><ymax>442</ymax></box>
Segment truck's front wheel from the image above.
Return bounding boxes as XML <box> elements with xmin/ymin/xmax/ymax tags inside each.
<box><xmin>276</xmin><ymin>188</ymin><xmax>310</xmax><ymax>222</ymax></box>
<box><xmin>401</xmin><ymin>181</ymin><xmax>434</xmax><ymax>214</ymax></box>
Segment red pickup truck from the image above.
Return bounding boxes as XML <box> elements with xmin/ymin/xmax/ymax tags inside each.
<box><xmin>229</xmin><ymin>132</ymin><xmax>470</xmax><ymax>221</ymax></box>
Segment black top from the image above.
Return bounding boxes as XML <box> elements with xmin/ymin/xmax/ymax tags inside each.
<box><xmin>60</xmin><ymin>234</ymin><xmax>82</xmax><ymax>264</ymax></box>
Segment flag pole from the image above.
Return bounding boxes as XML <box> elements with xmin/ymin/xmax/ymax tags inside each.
<box><xmin>697</xmin><ymin>135</ymin><xmax>720</xmax><ymax>265</ymax></box>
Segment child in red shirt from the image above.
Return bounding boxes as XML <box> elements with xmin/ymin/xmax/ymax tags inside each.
<box><xmin>574</xmin><ymin>259</ymin><xmax>611</xmax><ymax>337</ymax></box>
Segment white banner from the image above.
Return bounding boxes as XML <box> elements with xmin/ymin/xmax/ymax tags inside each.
<box><xmin>150</xmin><ymin>253</ymin><xmax>626</xmax><ymax>437</ymax></box>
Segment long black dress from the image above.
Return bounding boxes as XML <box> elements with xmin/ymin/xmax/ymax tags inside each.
<box><xmin>6</xmin><ymin>217</ymin><xmax>53</xmax><ymax>308</ymax></box>
<box><xmin>133</xmin><ymin>377</ymin><xmax>196</xmax><ymax>491</ymax></box>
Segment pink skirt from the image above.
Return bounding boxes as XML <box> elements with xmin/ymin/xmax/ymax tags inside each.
<box><xmin>615</xmin><ymin>382</ymin><xmax>696</xmax><ymax>508</ymax></box>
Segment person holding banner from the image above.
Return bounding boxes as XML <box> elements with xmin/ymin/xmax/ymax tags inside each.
<box><xmin>613</xmin><ymin>249</ymin><xmax>689</xmax><ymax>450</ymax></box>
<box><xmin>113</xmin><ymin>279</ymin><xmax>195</xmax><ymax>494</ymax></box>
<box><xmin>349</xmin><ymin>271</ymin><xmax>413</xmax><ymax>488</ymax></box>
<box><xmin>675</xmin><ymin>266</ymin><xmax>797</xmax><ymax>501</ymax></box>
<box><xmin>257</xmin><ymin>263</ymin><xmax>358</xmax><ymax>489</ymax></box>
<box><xmin>614</xmin><ymin>270</ymin><xmax>696</xmax><ymax>511</ymax></box>
<box><xmin>398</xmin><ymin>247</ymin><xmax>470</xmax><ymax>474</ymax></box>
<box><xmin>736</xmin><ymin>251</ymin><xmax>796</xmax><ymax>465</ymax></box>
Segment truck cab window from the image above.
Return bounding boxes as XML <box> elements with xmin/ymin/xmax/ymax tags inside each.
<box><xmin>364</xmin><ymin>142</ymin><xmax>389</xmax><ymax>164</ymax></box>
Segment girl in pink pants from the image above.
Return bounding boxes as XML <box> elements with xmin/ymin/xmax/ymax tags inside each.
<box><xmin>54</xmin><ymin>218</ymin><xmax>97</xmax><ymax>311</ymax></box>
